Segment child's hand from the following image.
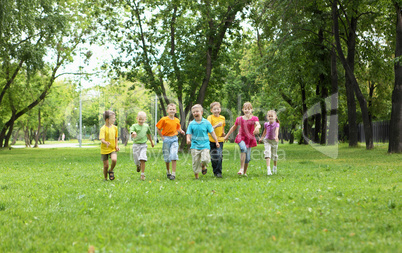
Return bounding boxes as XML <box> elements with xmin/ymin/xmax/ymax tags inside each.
<box><xmin>214</xmin><ymin>122</ymin><xmax>223</xmax><ymax>128</ymax></box>
<box><xmin>151</xmin><ymin>143</ymin><xmax>155</xmax><ymax>148</ymax></box>
<box><xmin>131</xmin><ymin>132</ymin><xmax>137</xmax><ymax>138</ymax></box>
<box><xmin>179</xmin><ymin>129</ymin><xmax>185</xmax><ymax>135</ymax></box>
<box><xmin>259</xmin><ymin>138</ymin><xmax>263</xmax><ymax>144</ymax></box>
<box><xmin>187</xmin><ymin>139</ymin><xmax>191</xmax><ymax>145</ymax></box>
<box><xmin>275</xmin><ymin>137</ymin><xmax>279</xmax><ymax>142</ymax></box>
<box><xmin>253</xmin><ymin>129</ymin><xmax>259</xmax><ymax>135</ymax></box>
<box><xmin>216</xmin><ymin>142</ymin><xmax>220</xmax><ymax>148</ymax></box>
<box><xmin>116</xmin><ymin>146</ymin><xmax>120</xmax><ymax>152</ymax></box>
<box><xmin>105</xmin><ymin>141</ymin><xmax>110</xmax><ymax>148</ymax></box>
<box><xmin>221</xmin><ymin>132</ymin><xmax>226</xmax><ymax>137</ymax></box>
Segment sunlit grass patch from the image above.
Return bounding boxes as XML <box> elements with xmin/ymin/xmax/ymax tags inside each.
<box><xmin>0</xmin><ymin>143</ymin><xmax>400</xmax><ymax>252</ymax></box>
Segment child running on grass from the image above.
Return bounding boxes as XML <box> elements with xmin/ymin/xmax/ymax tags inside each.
<box><xmin>99</xmin><ymin>110</ymin><xmax>120</xmax><ymax>181</ymax></box>
<box><xmin>130</xmin><ymin>111</ymin><xmax>155</xmax><ymax>181</ymax></box>
<box><xmin>156</xmin><ymin>103</ymin><xmax>185</xmax><ymax>180</ymax></box>
<box><xmin>224</xmin><ymin>102</ymin><xmax>260</xmax><ymax>176</ymax></box>
<box><xmin>187</xmin><ymin>104</ymin><xmax>220</xmax><ymax>179</ymax></box>
<box><xmin>207</xmin><ymin>102</ymin><xmax>226</xmax><ymax>178</ymax></box>
<box><xmin>259</xmin><ymin>110</ymin><xmax>280</xmax><ymax>175</ymax></box>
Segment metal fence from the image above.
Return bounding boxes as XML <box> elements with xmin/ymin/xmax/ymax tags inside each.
<box><xmin>358</xmin><ymin>121</ymin><xmax>389</xmax><ymax>143</ymax></box>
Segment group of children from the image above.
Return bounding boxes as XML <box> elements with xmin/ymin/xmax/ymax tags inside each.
<box><xmin>99</xmin><ymin>102</ymin><xmax>280</xmax><ymax>181</ymax></box>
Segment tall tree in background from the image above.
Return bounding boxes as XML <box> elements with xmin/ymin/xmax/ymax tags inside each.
<box><xmin>0</xmin><ymin>0</ymin><xmax>95</xmax><ymax>147</ymax></box>
<box><xmin>389</xmin><ymin>1</ymin><xmax>402</xmax><ymax>153</ymax></box>
<box><xmin>99</xmin><ymin>0</ymin><xmax>252</xmax><ymax>135</ymax></box>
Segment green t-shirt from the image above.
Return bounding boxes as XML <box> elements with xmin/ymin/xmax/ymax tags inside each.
<box><xmin>130</xmin><ymin>123</ymin><xmax>152</xmax><ymax>144</ymax></box>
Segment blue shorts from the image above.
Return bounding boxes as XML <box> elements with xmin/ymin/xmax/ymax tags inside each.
<box><xmin>162</xmin><ymin>136</ymin><xmax>179</xmax><ymax>163</ymax></box>
<box><xmin>238</xmin><ymin>141</ymin><xmax>251</xmax><ymax>164</ymax></box>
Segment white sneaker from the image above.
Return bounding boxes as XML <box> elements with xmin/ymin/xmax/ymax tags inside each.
<box><xmin>237</xmin><ymin>169</ymin><xmax>244</xmax><ymax>175</ymax></box>
<box><xmin>267</xmin><ymin>167</ymin><xmax>272</xmax><ymax>176</ymax></box>
<box><xmin>273</xmin><ymin>166</ymin><xmax>277</xmax><ymax>174</ymax></box>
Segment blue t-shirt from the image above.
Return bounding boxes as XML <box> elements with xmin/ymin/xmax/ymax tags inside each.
<box><xmin>186</xmin><ymin>118</ymin><xmax>214</xmax><ymax>150</ymax></box>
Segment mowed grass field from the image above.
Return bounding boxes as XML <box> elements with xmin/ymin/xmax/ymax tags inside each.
<box><xmin>0</xmin><ymin>142</ymin><xmax>400</xmax><ymax>252</ymax></box>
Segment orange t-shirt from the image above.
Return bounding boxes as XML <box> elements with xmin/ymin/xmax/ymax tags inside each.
<box><xmin>156</xmin><ymin>116</ymin><xmax>181</xmax><ymax>136</ymax></box>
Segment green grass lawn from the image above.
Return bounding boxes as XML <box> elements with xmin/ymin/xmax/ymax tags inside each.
<box><xmin>0</xmin><ymin>143</ymin><xmax>400</xmax><ymax>252</ymax></box>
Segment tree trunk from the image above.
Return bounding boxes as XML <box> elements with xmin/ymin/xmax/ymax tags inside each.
<box><xmin>301</xmin><ymin>82</ymin><xmax>309</xmax><ymax>144</ymax></box>
<box><xmin>314</xmin><ymin>85</ymin><xmax>321</xmax><ymax>143</ymax></box>
<box><xmin>328</xmin><ymin>46</ymin><xmax>338</xmax><ymax>145</ymax></box>
<box><xmin>389</xmin><ymin>2</ymin><xmax>402</xmax><ymax>153</ymax></box>
<box><xmin>345</xmin><ymin>14</ymin><xmax>359</xmax><ymax>147</ymax></box>
<box><xmin>11</xmin><ymin>128</ymin><xmax>20</xmax><ymax>145</ymax></box>
<box><xmin>332</xmin><ymin>0</ymin><xmax>373</xmax><ymax>149</ymax></box>
<box><xmin>34</xmin><ymin>109</ymin><xmax>41</xmax><ymax>148</ymax></box>
<box><xmin>320</xmin><ymin>85</ymin><xmax>328</xmax><ymax>145</ymax></box>
<box><xmin>24</xmin><ymin>126</ymin><xmax>31</xmax><ymax>147</ymax></box>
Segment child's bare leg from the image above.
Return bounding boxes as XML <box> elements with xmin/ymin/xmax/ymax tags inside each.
<box><xmin>103</xmin><ymin>160</ymin><xmax>109</xmax><ymax>179</ymax></box>
<box><xmin>140</xmin><ymin>160</ymin><xmax>146</xmax><ymax>173</ymax></box>
<box><xmin>266</xmin><ymin>157</ymin><xmax>271</xmax><ymax>167</ymax></box>
<box><xmin>243</xmin><ymin>163</ymin><xmax>249</xmax><ymax>174</ymax></box>
<box><xmin>195</xmin><ymin>173</ymin><xmax>199</xmax><ymax>179</ymax></box>
<box><xmin>165</xmin><ymin>162</ymin><xmax>170</xmax><ymax>173</ymax></box>
<box><xmin>110</xmin><ymin>153</ymin><xmax>117</xmax><ymax>172</ymax></box>
<box><xmin>172</xmin><ymin>160</ymin><xmax>177</xmax><ymax>173</ymax></box>
<box><xmin>274</xmin><ymin>160</ymin><xmax>277</xmax><ymax>167</ymax></box>
<box><xmin>240</xmin><ymin>153</ymin><xmax>246</xmax><ymax>170</ymax></box>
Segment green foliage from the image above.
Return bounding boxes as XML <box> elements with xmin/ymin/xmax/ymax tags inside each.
<box><xmin>0</xmin><ymin>143</ymin><xmax>400</xmax><ymax>252</ymax></box>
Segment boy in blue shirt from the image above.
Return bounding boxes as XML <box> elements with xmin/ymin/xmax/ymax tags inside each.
<box><xmin>186</xmin><ymin>104</ymin><xmax>220</xmax><ymax>179</ymax></box>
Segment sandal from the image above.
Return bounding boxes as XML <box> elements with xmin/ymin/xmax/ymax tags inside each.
<box><xmin>108</xmin><ymin>171</ymin><xmax>115</xmax><ymax>180</ymax></box>
<box><xmin>202</xmin><ymin>168</ymin><xmax>207</xmax><ymax>175</ymax></box>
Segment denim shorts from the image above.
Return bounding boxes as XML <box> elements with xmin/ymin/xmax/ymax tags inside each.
<box><xmin>238</xmin><ymin>141</ymin><xmax>251</xmax><ymax>164</ymax></box>
<box><xmin>162</xmin><ymin>136</ymin><xmax>179</xmax><ymax>163</ymax></box>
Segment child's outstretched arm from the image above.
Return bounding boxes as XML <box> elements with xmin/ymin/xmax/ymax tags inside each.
<box><xmin>253</xmin><ymin>121</ymin><xmax>261</xmax><ymax>135</ymax></box>
<box><xmin>147</xmin><ymin>134</ymin><xmax>155</xmax><ymax>148</ymax></box>
<box><xmin>100</xmin><ymin>138</ymin><xmax>110</xmax><ymax>148</ymax></box>
<box><xmin>210</xmin><ymin>131</ymin><xmax>220</xmax><ymax>148</ymax></box>
<box><xmin>178</xmin><ymin>128</ymin><xmax>185</xmax><ymax>135</ymax></box>
<box><xmin>115</xmin><ymin>137</ymin><xmax>120</xmax><ymax>151</ymax></box>
<box><xmin>157</xmin><ymin>128</ymin><xmax>164</xmax><ymax>140</ymax></box>
<box><xmin>224</xmin><ymin>124</ymin><xmax>238</xmax><ymax>141</ymax></box>
<box><xmin>274</xmin><ymin>126</ymin><xmax>279</xmax><ymax>142</ymax></box>
<box><xmin>259</xmin><ymin>128</ymin><xmax>266</xmax><ymax>143</ymax></box>
<box><xmin>186</xmin><ymin>134</ymin><xmax>192</xmax><ymax>144</ymax></box>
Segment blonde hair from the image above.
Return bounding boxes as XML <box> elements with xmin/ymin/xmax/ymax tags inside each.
<box><xmin>267</xmin><ymin>110</ymin><xmax>280</xmax><ymax>123</ymax></box>
<box><xmin>210</xmin><ymin>102</ymin><xmax>221</xmax><ymax>110</ymax></box>
<box><xmin>167</xmin><ymin>103</ymin><xmax>176</xmax><ymax>109</ymax></box>
<box><xmin>137</xmin><ymin>111</ymin><xmax>147</xmax><ymax>118</ymax></box>
<box><xmin>243</xmin><ymin>102</ymin><xmax>253</xmax><ymax>110</ymax></box>
<box><xmin>103</xmin><ymin>110</ymin><xmax>115</xmax><ymax>120</ymax></box>
<box><xmin>191</xmin><ymin>104</ymin><xmax>203</xmax><ymax>112</ymax></box>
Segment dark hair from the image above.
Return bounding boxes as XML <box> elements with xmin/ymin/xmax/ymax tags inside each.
<box><xmin>103</xmin><ymin>110</ymin><xmax>115</xmax><ymax>121</ymax></box>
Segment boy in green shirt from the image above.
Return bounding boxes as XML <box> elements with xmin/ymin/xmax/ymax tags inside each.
<box><xmin>130</xmin><ymin>111</ymin><xmax>154</xmax><ymax>180</ymax></box>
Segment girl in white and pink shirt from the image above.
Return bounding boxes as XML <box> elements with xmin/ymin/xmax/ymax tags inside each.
<box><xmin>260</xmin><ymin>110</ymin><xmax>280</xmax><ymax>175</ymax></box>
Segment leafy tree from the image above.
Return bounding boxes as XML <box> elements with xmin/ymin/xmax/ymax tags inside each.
<box><xmin>0</xmin><ymin>0</ymin><xmax>96</xmax><ymax>147</ymax></box>
<box><xmin>389</xmin><ymin>0</ymin><xmax>402</xmax><ymax>153</ymax></box>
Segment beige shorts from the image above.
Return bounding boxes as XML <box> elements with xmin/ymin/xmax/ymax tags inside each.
<box><xmin>101</xmin><ymin>151</ymin><xmax>117</xmax><ymax>161</ymax></box>
<box><xmin>191</xmin><ymin>149</ymin><xmax>210</xmax><ymax>174</ymax></box>
<box><xmin>263</xmin><ymin>139</ymin><xmax>278</xmax><ymax>161</ymax></box>
<box><xmin>132</xmin><ymin>143</ymin><xmax>148</xmax><ymax>165</ymax></box>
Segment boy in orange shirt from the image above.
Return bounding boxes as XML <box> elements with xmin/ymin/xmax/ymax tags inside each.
<box><xmin>156</xmin><ymin>103</ymin><xmax>185</xmax><ymax>180</ymax></box>
<box><xmin>99</xmin><ymin>110</ymin><xmax>120</xmax><ymax>181</ymax></box>
<box><xmin>207</xmin><ymin>102</ymin><xmax>226</xmax><ymax>178</ymax></box>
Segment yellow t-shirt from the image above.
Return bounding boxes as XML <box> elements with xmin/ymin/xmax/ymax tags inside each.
<box><xmin>99</xmin><ymin>125</ymin><xmax>118</xmax><ymax>154</ymax></box>
<box><xmin>156</xmin><ymin>116</ymin><xmax>181</xmax><ymax>136</ymax></box>
<box><xmin>207</xmin><ymin>115</ymin><xmax>226</xmax><ymax>142</ymax></box>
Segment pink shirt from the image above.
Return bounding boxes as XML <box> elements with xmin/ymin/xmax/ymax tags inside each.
<box><xmin>264</xmin><ymin>122</ymin><xmax>280</xmax><ymax>140</ymax></box>
<box><xmin>234</xmin><ymin>116</ymin><xmax>259</xmax><ymax>148</ymax></box>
